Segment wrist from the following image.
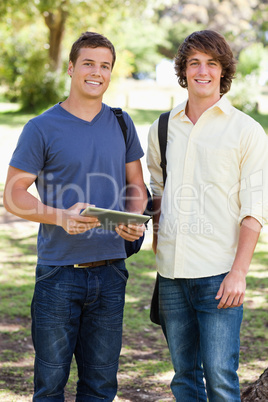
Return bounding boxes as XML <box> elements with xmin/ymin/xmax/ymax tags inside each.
<box><xmin>230</xmin><ymin>263</ymin><xmax>249</xmax><ymax>277</ymax></box>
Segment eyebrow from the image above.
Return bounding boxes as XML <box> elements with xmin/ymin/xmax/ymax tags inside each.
<box><xmin>82</xmin><ymin>58</ymin><xmax>111</xmax><ymax>66</ymax></box>
<box><xmin>188</xmin><ymin>57</ymin><xmax>218</xmax><ymax>63</ymax></box>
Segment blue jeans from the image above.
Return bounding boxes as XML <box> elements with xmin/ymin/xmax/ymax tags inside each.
<box><xmin>31</xmin><ymin>260</ymin><xmax>128</xmax><ymax>401</ymax></box>
<box><xmin>159</xmin><ymin>273</ymin><xmax>243</xmax><ymax>402</ymax></box>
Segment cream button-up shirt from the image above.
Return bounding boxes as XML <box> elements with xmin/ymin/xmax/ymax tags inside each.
<box><xmin>147</xmin><ymin>96</ymin><xmax>268</xmax><ymax>279</ymax></box>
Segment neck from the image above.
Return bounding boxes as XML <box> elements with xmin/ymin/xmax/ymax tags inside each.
<box><xmin>186</xmin><ymin>95</ymin><xmax>221</xmax><ymax>125</ymax></box>
<box><xmin>61</xmin><ymin>96</ymin><xmax>103</xmax><ymax>122</ymax></box>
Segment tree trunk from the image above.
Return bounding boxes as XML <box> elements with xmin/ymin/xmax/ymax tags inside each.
<box><xmin>43</xmin><ymin>1</ymin><xmax>69</xmax><ymax>71</ymax></box>
<box><xmin>241</xmin><ymin>368</ymin><xmax>268</xmax><ymax>401</ymax></box>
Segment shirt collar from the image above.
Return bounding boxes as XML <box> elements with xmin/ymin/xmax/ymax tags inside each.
<box><xmin>172</xmin><ymin>99</ymin><xmax>188</xmax><ymax>121</ymax></box>
<box><xmin>211</xmin><ymin>95</ymin><xmax>232</xmax><ymax>115</ymax></box>
<box><xmin>172</xmin><ymin>95</ymin><xmax>232</xmax><ymax>121</ymax></box>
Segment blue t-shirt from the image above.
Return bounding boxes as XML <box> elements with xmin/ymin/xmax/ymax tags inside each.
<box><xmin>10</xmin><ymin>103</ymin><xmax>144</xmax><ymax>265</ymax></box>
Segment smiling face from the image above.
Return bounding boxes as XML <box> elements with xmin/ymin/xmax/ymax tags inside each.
<box><xmin>185</xmin><ymin>50</ymin><xmax>223</xmax><ymax>104</ymax></box>
<box><xmin>67</xmin><ymin>47</ymin><xmax>113</xmax><ymax>102</ymax></box>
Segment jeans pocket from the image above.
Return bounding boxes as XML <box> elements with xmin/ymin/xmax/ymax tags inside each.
<box><xmin>35</xmin><ymin>264</ymin><xmax>61</xmax><ymax>283</ymax></box>
<box><xmin>111</xmin><ymin>261</ymin><xmax>129</xmax><ymax>283</ymax></box>
<box><xmin>33</xmin><ymin>265</ymin><xmax>72</xmax><ymax>325</ymax></box>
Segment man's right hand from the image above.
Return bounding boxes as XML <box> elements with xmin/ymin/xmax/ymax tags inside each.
<box><xmin>61</xmin><ymin>203</ymin><xmax>101</xmax><ymax>235</ymax></box>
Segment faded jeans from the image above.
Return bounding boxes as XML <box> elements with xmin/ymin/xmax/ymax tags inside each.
<box><xmin>159</xmin><ymin>273</ymin><xmax>243</xmax><ymax>402</ymax></box>
<box><xmin>31</xmin><ymin>260</ymin><xmax>128</xmax><ymax>401</ymax></box>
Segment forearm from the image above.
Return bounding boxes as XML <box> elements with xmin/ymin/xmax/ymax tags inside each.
<box><xmin>4</xmin><ymin>186</ymin><xmax>101</xmax><ymax>235</ymax></box>
<box><xmin>125</xmin><ymin>160</ymin><xmax>148</xmax><ymax>214</ymax></box>
<box><xmin>216</xmin><ymin>216</ymin><xmax>262</xmax><ymax>309</ymax></box>
<box><xmin>125</xmin><ymin>184</ymin><xmax>147</xmax><ymax>214</ymax></box>
<box><xmin>231</xmin><ymin>216</ymin><xmax>262</xmax><ymax>276</ymax></box>
<box><xmin>4</xmin><ymin>186</ymin><xmax>62</xmax><ymax>225</ymax></box>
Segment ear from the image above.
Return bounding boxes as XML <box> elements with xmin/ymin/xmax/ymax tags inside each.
<box><xmin>68</xmin><ymin>61</ymin><xmax>74</xmax><ymax>77</ymax></box>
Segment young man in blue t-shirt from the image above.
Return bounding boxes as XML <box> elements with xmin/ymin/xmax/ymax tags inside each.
<box><xmin>4</xmin><ymin>31</ymin><xmax>147</xmax><ymax>401</ymax></box>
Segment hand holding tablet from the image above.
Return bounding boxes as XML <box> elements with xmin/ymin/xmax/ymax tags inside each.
<box><xmin>80</xmin><ymin>206</ymin><xmax>151</xmax><ymax>231</ymax></box>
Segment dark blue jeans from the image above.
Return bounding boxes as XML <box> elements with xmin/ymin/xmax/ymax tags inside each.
<box><xmin>31</xmin><ymin>260</ymin><xmax>128</xmax><ymax>401</ymax></box>
<box><xmin>159</xmin><ymin>273</ymin><xmax>243</xmax><ymax>402</ymax></box>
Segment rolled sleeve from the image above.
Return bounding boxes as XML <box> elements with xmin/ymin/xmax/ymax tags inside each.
<box><xmin>239</xmin><ymin>124</ymin><xmax>268</xmax><ymax>226</ymax></box>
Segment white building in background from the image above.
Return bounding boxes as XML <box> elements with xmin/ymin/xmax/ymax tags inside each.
<box><xmin>156</xmin><ymin>59</ymin><xmax>178</xmax><ymax>86</ymax></box>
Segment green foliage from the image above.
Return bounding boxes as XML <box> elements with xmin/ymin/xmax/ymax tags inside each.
<box><xmin>227</xmin><ymin>75</ymin><xmax>260</xmax><ymax>113</ymax></box>
<box><xmin>19</xmin><ymin>53</ymin><xmax>67</xmax><ymax>111</ymax></box>
<box><xmin>117</xmin><ymin>18</ymin><xmax>165</xmax><ymax>75</ymax></box>
<box><xmin>0</xmin><ymin>0</ymin><xmax>267</xmax><ymax>112</ymax></box>
<box><xmin>236</xmin><ymin>43</ymin><xmax>266</xmax><ymax>77</ymax></box>
<box><xmin>0</xmin><ymin>24</ymin><xmax>67</xmax><ymax>110</ymax></box>
<box><xmin>157</xmin><ymin>18</ymin><xmax>204</xmax><ymax>59</ymax></box>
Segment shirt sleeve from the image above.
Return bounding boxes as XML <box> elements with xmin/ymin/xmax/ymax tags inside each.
<box><xmin>147</xmin><ymin>118</ymin><xmax>164</xmax><ymax>196</ymax></box>
<box><xmin>9</xmin><ymin>120</ymin><xmax>45</xmax><ymax>175</ymax></box>
<box><xmin>239</xmin><ymin>121</ymin><xmax>268</xmax><ymax>226</ymax></box>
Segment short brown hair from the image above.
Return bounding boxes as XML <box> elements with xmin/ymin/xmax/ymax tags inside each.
<box><xmin>69</xmin><ymin>31</ymin><xmax>116</xmax><ymax>70</ymax></box>
<box><xmin>174</xmin><ymin>30</ymin><xmax>236</xmax><ymax>95</ymax></box>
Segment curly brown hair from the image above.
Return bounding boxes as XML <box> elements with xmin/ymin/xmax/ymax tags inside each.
<box><xmin>174</xmin><ymin>30</ymin><xmax>236</xmax><ymax>95</ymax></box>
<box><xmin>69</xmin><ymin>31</ymin><xmax>116</xmax><ymax>70</ymax></box>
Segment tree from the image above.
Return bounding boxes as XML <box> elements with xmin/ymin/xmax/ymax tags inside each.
<box><xmin>241</xmin><ymin>368</ymin><xmax>268</xmax><ymax>401</ymax></box>
<box><xmin>41</xmin><ymin>0</ymin><xmax>69</xmax><ymax>71</ymax></box>
<box><xmin>0</xmin><ymin>0</ymin><xmax>150</xmax><ymax>72</ymax></box>
<box><xmin>0</xmin><ymin>0</ymin><xmax>157</xmax><ymax>109</ymax></box>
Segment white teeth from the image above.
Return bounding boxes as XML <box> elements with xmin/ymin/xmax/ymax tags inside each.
<box><xmin>85</xmin><ymin>81</ymin><xmax>100</xmax><ymax>85</ymax></box>
<box><xmin>196</xmin><ymin>80</ymin><xmax>210</xmax><ymax>83</ymax></box>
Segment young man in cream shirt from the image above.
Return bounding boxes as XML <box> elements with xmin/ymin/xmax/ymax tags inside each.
<box><xmin>147</xmin><ymin>30</ymin><xmax>268</xmax><ymax>401</ymax></box>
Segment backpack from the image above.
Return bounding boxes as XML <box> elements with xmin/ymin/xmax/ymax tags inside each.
<box><xmin>149</xmin><ymin>111</ymin><xmax>170</xmax><ymax>325</ymax></box>
<box><xmin>111</xmin><ymin>108</ymin><xmax>153</xmax><ymax>258</ymax></box>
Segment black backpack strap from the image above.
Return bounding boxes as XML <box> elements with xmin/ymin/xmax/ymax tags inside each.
<box><xmin>111</xmin><ymin>107</ymin><xmax>128</xmax><ymax>143</ymax></box>
<box><xmin>158</xmin><ymin>111</ymin><xmax>170</xmax><ymax>186</ymax></box>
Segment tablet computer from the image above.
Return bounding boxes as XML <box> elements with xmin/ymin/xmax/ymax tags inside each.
<box><xmin>80</xmin><ymin>206</ymin><xmax>151</xmax><ymax>231</ymax></box>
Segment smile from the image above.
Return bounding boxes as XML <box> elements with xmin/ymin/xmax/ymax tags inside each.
<box><xmin>195</xmin><ymin>79</ymin><xmax>211</xmax><ymax>84</ymax></box>
<box><xmin>85</xmin><ymin>80</ymin><xmax>101</xmax><ymax>86</ymax></box>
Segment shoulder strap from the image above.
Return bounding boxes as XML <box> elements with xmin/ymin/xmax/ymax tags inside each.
<box><xmin>111</xmin><ymin>107</ymin><xmax>128</xmax><ymax>143</ymax></box>
<box><xmin>158</xmin><ymin>111</ymin><xmax>170</xmax><ymax>186</ymax></box>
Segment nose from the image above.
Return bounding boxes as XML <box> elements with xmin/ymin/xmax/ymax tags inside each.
<box><xmin>199</xmin><ymin>63</ymin><xmax>208</xmax><ymax>75</ymax></box>
<box><xmin>91</xmin><ymin>65</ymin><xmax>101</xmax><ymax>76</ymax></box>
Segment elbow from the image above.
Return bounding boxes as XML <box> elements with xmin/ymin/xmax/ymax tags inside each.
<box><xmin>3</xmin><ymin>185</ymin><xmax>16</xmax><ymax>215</ymax></box>
<box><xmin>3</xmin><ymin>189</ymin><xmax>12</xmax><ymax>213</ymax></box>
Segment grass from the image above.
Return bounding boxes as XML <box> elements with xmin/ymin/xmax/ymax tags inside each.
<box><xmin>0</xmin><ymin>109</ymin><xmax>36</xmax><ymax>128</ymax></box>
<box><xmin>0</xmin><ymin>104</ymin><xmax>268</xmax><ymax>400</ymax></box>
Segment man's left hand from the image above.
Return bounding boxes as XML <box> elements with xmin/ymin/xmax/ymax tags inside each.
<box><xmin>215</xmin><ymin>269</ymin><xmax>246</xmax><ymax>309</ymax></box>
<box><xmin>115</xmin><ymin>223</ymin><xmax>145</xmax><ymax>241</ymax></box>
